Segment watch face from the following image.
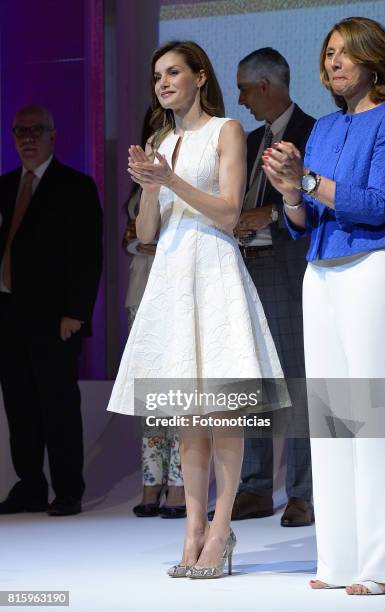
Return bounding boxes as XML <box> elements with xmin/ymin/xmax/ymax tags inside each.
<box><xmin>302</xmin><ymin>174</ymin><xmax>317</xmax><ymax>192</ymax></box>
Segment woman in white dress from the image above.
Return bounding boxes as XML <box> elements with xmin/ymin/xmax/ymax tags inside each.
<box><xmin>107</xmin><ymin>41</ymin><xmax>286</xmax><ymax>578</ymax></box>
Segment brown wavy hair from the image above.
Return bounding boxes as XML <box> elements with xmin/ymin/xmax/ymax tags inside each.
<box><xmin>320</xmin><ymin>16</ymin><xmax>385</xmax><ymax>112</ymax></box>
<box><xmin>149</xmin><ymin>41</ymin><xmax>225</xmax><ymax>148</ymax></box>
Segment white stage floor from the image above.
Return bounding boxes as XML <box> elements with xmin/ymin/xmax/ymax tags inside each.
<box><xmin>1</xmin><ymin>502</ymin><xmax>384</xmax><ymax>612</ymax></box>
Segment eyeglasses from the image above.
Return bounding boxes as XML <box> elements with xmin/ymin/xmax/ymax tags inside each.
<box><xmin>12</xmin><ymin>124</ymin><xmax>53</xmax><ymax>139</ymax></box>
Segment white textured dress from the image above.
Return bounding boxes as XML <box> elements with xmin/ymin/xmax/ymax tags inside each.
<box><xmin>107</xmin><ymin>117</ymin><xmax>286</xmax><ymax>416</ymax></box>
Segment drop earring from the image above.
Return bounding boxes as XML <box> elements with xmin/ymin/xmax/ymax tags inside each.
<box><xmin>373</xmin><ymin>72</ymin><xmax>378</xmax><ymax>85</ymax></box>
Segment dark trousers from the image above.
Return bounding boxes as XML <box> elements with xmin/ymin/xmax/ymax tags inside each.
<box><xmin>0</xmin><ymin>295</ymin><xmax>85</xmax><ymax>501</ymax></box>
<box><xmin>240</xmin><ymin>248</ymin><xmax>312</xmax><ymax>501</ymax></box>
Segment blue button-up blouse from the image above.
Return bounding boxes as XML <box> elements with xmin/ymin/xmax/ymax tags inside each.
<box><xmin>285</xmin><ymin>102</ymin><xmax>385</xmax><ymax>260</ymax></box>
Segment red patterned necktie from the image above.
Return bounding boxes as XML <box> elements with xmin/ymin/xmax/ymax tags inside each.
<box><xmin>2</xmin><ymin>171</ymin><xmax>35</xmax><ymax>290</ymax></box>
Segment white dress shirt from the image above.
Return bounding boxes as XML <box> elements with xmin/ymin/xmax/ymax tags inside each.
<box><xmin>246</xmin><ymin>103</ymin><xmax>295</xmax><ymax>247</ymax></box>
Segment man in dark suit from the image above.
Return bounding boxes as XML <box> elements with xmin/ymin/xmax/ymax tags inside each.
<box><xmin>233</xmin><ymin>49</ymin><xmax>315</xmax><ymax>526</ymax></box>
<box><xmin>0</xmin><ymin>105</ymin><xmax>102</xmax><ymax>516</ymax></box>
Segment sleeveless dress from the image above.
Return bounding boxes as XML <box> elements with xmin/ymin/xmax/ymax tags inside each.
<box><xmin>107</xmin><ymin>117</ymin><xmax>287</xmax><ymax>416</ymax></box>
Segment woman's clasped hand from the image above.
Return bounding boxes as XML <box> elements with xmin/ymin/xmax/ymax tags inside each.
<box><xmin>262</xmin><ymin>140</ymin><xmax>303</xmax><ymax>193</ymax></box>
<box><xmin>128</xmin><ymin>144</ymin><xmax>173</xmax><ymax>188</ymax></box>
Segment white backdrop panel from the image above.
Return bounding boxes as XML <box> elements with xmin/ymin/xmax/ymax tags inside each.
<box><xmin>160</xmin><ymin>1</ymin><xmax>385</xmax><ymax>129</ymax></box>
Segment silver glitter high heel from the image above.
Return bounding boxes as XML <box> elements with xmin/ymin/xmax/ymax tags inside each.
<box><xmin>186</xmin><ymin>528</ymin><xmax>236</xmax><ymax>579</ymax></box>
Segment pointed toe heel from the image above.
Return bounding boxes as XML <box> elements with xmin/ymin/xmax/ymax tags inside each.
<box><xmin>188</xmin><ymin>528</ymin><xmax>236</xmax><ymax>579</ymax></box>
<box><xmin>167</xmin><ymin>563</ymin><xmax>190</xmax><ymax>578</ymax></box>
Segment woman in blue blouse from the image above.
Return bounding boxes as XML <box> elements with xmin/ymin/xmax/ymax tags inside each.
<box><xmin>263</xmin><ymin>17</ymin><xmax>385</xmax><ymax>596</ymax></box>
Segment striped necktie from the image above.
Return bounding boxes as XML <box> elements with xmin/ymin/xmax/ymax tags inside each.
<box><xmin>239</xmin><ymin>126</ymin><xmax>273</xmax><ymax>247</ymax></box>
<box><xmin>243</xmin><ymin>125</ymin><xmax>273</xmax><ymax>210</ymax></box>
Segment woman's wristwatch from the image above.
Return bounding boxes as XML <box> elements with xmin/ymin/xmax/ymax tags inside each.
<box><xmin>270</xmin><ymin>205</ymin><xmax>279</xmax><ymax>222</ymax></box>
<box><xmin>283</xmin><ymin>170</ymin><xmax>321</xmax><ymax>210</ymax></box>
<box><xmin>300</xmin><ymin>170</ymin><xmax>321</xmax><ymax>196</ymax></box>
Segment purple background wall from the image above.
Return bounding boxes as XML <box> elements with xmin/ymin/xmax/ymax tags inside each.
<box><xmin>0</xmin><ymin>0</ymin><xmax>105</xmax><ymax>378</ymax></box>
<box><xmin>104</xmin><ymin>0</ymin><xmax>159</xmax><ymax>377</ymax></box>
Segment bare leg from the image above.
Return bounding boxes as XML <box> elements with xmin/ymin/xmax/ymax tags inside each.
<box><xmin>178</xmin><ymin>422</ymin><xmax>211</xmax><ymax>565</ymax></box>
<box><xmin>196</xmin><ymin>419</ymin><xmax>243</xmax><ymax>567</ymax></box>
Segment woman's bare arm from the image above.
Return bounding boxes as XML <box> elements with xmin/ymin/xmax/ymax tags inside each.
<box><xmin>129</xmin><ymin>120</ymin><xmax>247</xmax><ymax>233</ymax></box>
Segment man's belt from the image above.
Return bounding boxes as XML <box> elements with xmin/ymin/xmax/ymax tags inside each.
<box><xmin>240</xmin><ymin>244</ymin><xmax>274</xmax><ymax>259</ymax></box>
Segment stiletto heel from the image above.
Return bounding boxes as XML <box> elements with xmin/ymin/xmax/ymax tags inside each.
<box><xmin>186</xmin><ymin>528</ymin><xmax>236</xmax><ymax>579</ymax></box>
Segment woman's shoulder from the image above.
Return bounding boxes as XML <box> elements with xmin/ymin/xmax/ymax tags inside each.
<box><xmin>212</xmin><ymin>118</ymin><xmax>245</xmax><ymax>155</ymax></box>
<box><xmin>315</xmin><ymin>103</ymin><xmax>385</xmax><ymax>135</ymax></box>
<box><xmin>314</xmin><ymin>109</ymin><xmax>343</xmax><ymax>129</ymax></box>
<box><xmin>308</xmin><ymin>110</ymin><xmax>347</xmax><ymax>144</ymax></box>
<box><xmin>211</xmin><ymin>117</ymin><xmax>243</xmax><ymax>144</ymax></box>
<box><xmin>316</xmin><ymin>103</ymin><xmax>385</xmax><ymax>124</ymax></box>
<box><xmin>203</xmin><ymin>117</ymin><xmax>244</xmax><ymax>147</ymax></box>
<box><xmin>213</xmin><ymin>117</ymin><xmax>244</xmax><ymax>137</ymax></box>
<box><xmin>214</xmin><ymin>116</ymin><xmax>242</xmax><ymax>128</ymax></box>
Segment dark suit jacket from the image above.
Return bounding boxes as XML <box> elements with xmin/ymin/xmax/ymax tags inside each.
<box><xmin>246</xmin><ymin>104</ymin><xmax>315</xmax><ymax>296</ymax></box>
<box><xmin>0</xmin><ymin>158</ymin><xmax>103</xmax><ymax>336</ymax></box>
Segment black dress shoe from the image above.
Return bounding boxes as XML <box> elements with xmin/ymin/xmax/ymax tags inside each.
<box><xmin>231</xmin><ymin>491</ymin><xmax>274</xmax><ymax>520</ymax></box>
<box><xmin>280</xmin><ymin>498</ymin><xmax>314</xmax><ymax>527</ymax></box>
<box><xmin>132</xmin><ymin>502</ymin><xmax>160</xmax><ymax>517</ymax></box>
<box><xmin>0</xmin><ymin>496</ymin><xmax>47</xmax><ymax>515</ymax></box>
<box><xmin>158</xmin><ymin>505</ymin><xmax>186</xmax><ymax>519</ymax></box>
<box><xmin>209</xmin><ymin>492</ymin><xmax>274</xmax><ymax>521</ymax></box>
<box><xmin>47</xmin><ymin>498</ymin><xmax>82</xmax><ymax>516</ymax></box>
<box><xmin>0</xmin><ymin>481</ymin><xmax>48</xmax><ymax>515</ymax></box>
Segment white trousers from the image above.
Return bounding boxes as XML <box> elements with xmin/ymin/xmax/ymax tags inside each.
<box><xmin>303</xmin><ymin>250</ymin><xmax>385</xmax><ymax>585</ymax></box>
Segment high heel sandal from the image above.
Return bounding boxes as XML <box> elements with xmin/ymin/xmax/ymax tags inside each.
<box><xmin>132</xmin><ymin>501</ymin><xmax>160</xmax><ymax>517</ymax></box>
<box><xmin>158</xmin><ymin>505</ymin><xmax>186</xmax><ymax>519</ymax></box>
<box><xmin>346</xmin><ymin>581</ymin><xmax>385</xmax><ymax>595</ymax></box>
<box><xmin>133</xmin><ymin>486</ymin><xmax>163</xmax><ymax>517</ymax></box>
<box><xmin>159</xmin><ymin>485</ymin><xmax>187</xmax><ymax>519</ymax></box>
<box><xmin>186</xmin><ymin>528</ymin><xmax>236</xmax><ymax>579</ymax></box>
<box><xmin>309</xmin><ymin>580</ymin><xmax>342</xmax><ymax>589</ymax></box>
